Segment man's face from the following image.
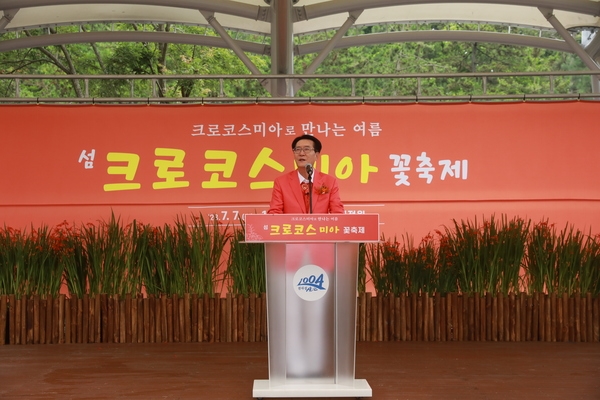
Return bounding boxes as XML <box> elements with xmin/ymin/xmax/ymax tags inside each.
<box><xmin>293</xmin><ymin>139</ymin><xmax>319</xmax><ymax>169</ymax></box>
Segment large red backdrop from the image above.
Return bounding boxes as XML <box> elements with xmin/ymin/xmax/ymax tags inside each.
<box><xmin>1</xmin><ymin>102</ymin><xmax>599</xmax><ymax>239</ymax></box>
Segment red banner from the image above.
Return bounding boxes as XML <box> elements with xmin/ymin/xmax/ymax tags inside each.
<box><xmin>1</xmin><ymin>102</ymin><xmax>599</xmax><ymax>239</ymax></box>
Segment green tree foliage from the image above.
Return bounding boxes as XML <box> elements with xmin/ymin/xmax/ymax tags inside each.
<box><xmin>0</xmin><ymin>22</ymin><xmax>592</xmax><ymax>99</ymax></box>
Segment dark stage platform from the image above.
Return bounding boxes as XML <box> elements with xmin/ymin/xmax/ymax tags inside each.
<box><xmin>1</xmin><ymin>341</ymin><xmax>599</xmax><ymax>399</ymax></box>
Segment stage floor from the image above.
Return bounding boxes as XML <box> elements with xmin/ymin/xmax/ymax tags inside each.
<box><xmin>1</xmin><ymin>341</ymin><xmax>598</xmax><ymax>399</ymax></box>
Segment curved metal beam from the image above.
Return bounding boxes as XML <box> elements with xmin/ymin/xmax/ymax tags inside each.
<box><xmin>0</xmin><ymin>29</ymin><xmax>574</xmax><ymax>58</ymax></box>
<box><xmin>0</xmin><ymin>30</ymin><xmax>268</xmax><ymax>54</ymax></box>
<box><xmin>297</xmin><ymin>30</ymin><xmax>573</xmax><ymax>55</ymax></box>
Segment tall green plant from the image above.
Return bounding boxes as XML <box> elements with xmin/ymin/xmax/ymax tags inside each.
<box><xmin>80</xmin><ymin>214</ymin><xmax>141</xmax><ymax>296</ymax></box>
<box><xmin>227</xmin><ymin>221</ymin><xmax>265</xmax><ymax>296</ymax></box>
<box><xmin>0</xmin><ymin>225</ymin><xmax>64</xmax><ymax>298</ymax></box>
<box><xmin>443</xmin><ymin>215</ymin><xmax>529</xmax><ymax>295</ymax></box>
<box><xmin>404</xmin><ymin>234</ymin><xmax>437</xmax><ymax>295</ymax></box>
<box><xmin>580</xmin><ymin>233</ymin><xmax>600</xmax><ymax>296</ymax></box>
<box><xmin>525</xmin><ymin>220</ymin><xmax>557</xmax><ymax>294</ymax></box>
<box><xmin>185</xmin><ymin>214</ymin><xmax>230</xmax><ymax>295</ymax></box>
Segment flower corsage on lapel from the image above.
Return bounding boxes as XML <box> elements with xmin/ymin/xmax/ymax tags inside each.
<box><xmin>315</xmin><ymin>184</ymin><xmax>330</xmax><ymax>195</ymax></box>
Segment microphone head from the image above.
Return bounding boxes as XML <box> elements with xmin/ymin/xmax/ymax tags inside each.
<box><xmin>305</xmin><ymin>163</ymin><xmax>313</xmax><ymax>174</ymax></box>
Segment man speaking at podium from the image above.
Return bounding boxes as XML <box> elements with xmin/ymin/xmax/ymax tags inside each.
<box><xmin>267</xmin><ymin>134</ymin><xmax>344</xmax><ymax>214</ymax></box>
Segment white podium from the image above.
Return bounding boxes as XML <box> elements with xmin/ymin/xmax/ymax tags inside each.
<box><xmin>244</xmin><ymin>214</ymin><xmax>379</xmax><ymax>398</ymax></box>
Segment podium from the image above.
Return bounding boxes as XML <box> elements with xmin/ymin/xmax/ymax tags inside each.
<box><xmin>244</xmin><ymin>213</ymin><xmax>379</xmax><ymax>398</ymax></box>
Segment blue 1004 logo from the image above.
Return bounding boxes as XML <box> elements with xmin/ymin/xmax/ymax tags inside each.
<box><xmin>297</xmin><ymin>273</ymin><xmax>326</xmax><ymax>293</ymax></box>
<box><xmin>293</xmin><ymin>264</ymin><xmax>329</xmax><ymax>301</ymax></box>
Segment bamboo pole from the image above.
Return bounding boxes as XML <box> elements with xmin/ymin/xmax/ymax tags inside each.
<box><xmin>33</xmin><ymin>295</ymin><xmax>40</xmax><ymax>344</ymax></box>
<box><xmin>167</xmin><ymin>296</ymin><xmax>174</xmax><ymax>343</ymax></box>
<box><xmin>503</xmin><ymin>294</ymin><xmax>510</xmax><ymax>341</ymax></box>
<box><xmin>509</xmin><ymin>293</ymin><xmax>516</xmax><ymax>342</ymax></box>
<box><xmin>183</xmin><ymin>294</ymin><xmax>190</xmax><ymax>343</ymax></box>
<box><xmin>411</xmin><ymin>293</ymin><xmax>418</xmax><ymax>342</ymax></box>
<box><xmin>365</xmin><ymin>293</ymin><xmax>372</xmax><ymax>342</ymax></box>
<box><xmin>261</xmin><ymin>293</ymin><xmax>268</xmax><ymax>342</ymax></box>
<box><xmin>94</xmin><ymin>294</ymin><xmax>101</xmax><ymax>343</ymax></box>
<box><xmin>243</xmin><ymin>296</ymin><xmax>249</xmax><ymax>342</ymax></box>
<box><xmin>226</xmin><ymin>293</ymin><xmax>232</xmax><ymax>343</ymax></box>
<box><xmin>449</xmin><ymin>293</ymin><xmax>457</xmax><ymax>341</ymax></box>
<box><xmin>154</xmin><ymin>294</ymin><xmax>161</xmax><ymax>343</ymax></box>
<box><xmin>359</xmin><ymin>293</ymin><xmax>366</xmax><ymax>341</ymax></box>
<box><xmin>557</xmin><ymin>293</ymin><xmax>563</xmax><ymax>342</ymax></box>
<box><xmin>383</xmin><ymin>294</ymin><xmax>390</xmax><ymax>342</ymax></box>
<box><xmin>202</xmin><ymin>294</ymin><xmax>209</xmax><ymax>342</ymax></box>
<box><xmin>0</xmin><ymin>295</ymin><xmax>7</xmax><ymax>345</ymax></box>
<box><xmin>460</xmin><ymin>294</ymin><xmax>467</xmax><ymax>341</ymax></box>
<box><xmin>586</xmin><ymin>293</ymin><xmax>593</xmax><ymax>343</ymax></box>
<box><xmin>538</xmin><ymin>293</ymin><xmax>545</xmax><ymax>342</ymax></box>
<box><xmin>113</xmin><ymin>294</ymin><xmax>120</xmax><ymax>344</ymax></box>
<box><xmin>497</xmin><ymin>292</ymin><xmax>504</xmax><ymax>341</ymax></box>
<box><xmin>68</xmin><ymin>296</ymin><xmax>76</xmax><ymax>344</ymax></box>
<box><xmin>131</xmin><ymin>296</ymin><xmax>138</xmax><ymax>344</ymax></box>
<box><xmin>9</xmin><ymin>295</ymin><xmax>15</xmax><ymax>344</ymax></box>
<box><xmin>491</xmin><ymin>293</ymin><xmax>497</xmax><ymax>341</ymax></box>
<box><xmin>249</xmin><ymin>293</ymin><xmax>256</xmax><ymax>343</ymax></box>
<box><xmin>179</xmin><ymin>295</ymin><xmax>187</xmax><ymax>343</ymax></box>
<box><xmin>468</xmin><ymin>295</ymin><xmax>475</xmax><ymax>341</ymax></box>
<box><xmin>477</xmin><ymin>293</ymin><xmax>483</xmax><ymax>341</ymax></box>
<box><xmin>118</xmin><ymin>296</ymin><xmax>125</xmax><ymax>343</ymax></box>
<box><xmin>428</xmin><ymin>296</ymin><xmax>434</xmax><ymax>341</ymax></box>
<box><xmin>393</xmin><ymin>296</ymin><xmax>400</xmax><ymax>341</ymax></box>
<box><xmin>422</xmin><ymin>293</ymin><xmax>429</xmax><ymax>342</ymax></box>
<box><xmin>134</xmin><ymin>295</ymin><xmax>141</xmax><ymax>344</ymax></box>
<box><xmin>192</xmin><ymin>294</ymin><xmax>199</xmax><ymax>343</ymax></box>
<box><xmin>532</xmin><ymin>293</ymin><xmax>538</xmax><ymax>341</ymax></box>
<box><xmin>75</xmin><ymin>297</ymin><xmax>82</xmax><ymax>343</ymax></box>
<box><xmin>210</xmin><ymin>295</ymin><xmax>216</xmax><ymax>343</ymax></box>
<box><xmin>371</xmin><ymin>295</ymin><xmax>378</xmax><ymax>342</ymax></box>
<box><xmin>255</xmin><ymin>296</ymin><xmax>262</xmax><ymax>343</ymax></box>
<box><xmin>39</xmin><ymin>296</ymin><xmax>47</xmax><ymax>344</ymax></box>
<box><xmin>550</xmin><ymin>293</ymin><xmax>557</xmax><ymax>342</ymax></box>
<box><xmin>562</xmin><ymin>293</ymin><xmax>573</xmax><ymax>342</ymax></box>
<box><xmin>124</xmin><ymin>294</ymin><xmax>131</xmax><ymax>344</ymax></box>
<box><xmin>581</xmin><ymin>296</ymin><xmax>587</xmax><ymax>342</ymax></box>
<box><xmin>171</xmin><ymin>294</ymin><xmax>179</xmax><ymax>343</ymax></box>
<box><xmin>143</xmin><ymin>297</ymin><xmax>150</xmax><ymax>343</ymax></box>
<box><xmin>575</xmin><ymin>294</ymin><xmax>581</xmax><ymax>342</ymax></box>
<box><xmin>444</xmin><ymin>293</ymin><xmax>452</xmax><ymax>341</ymax></box>
<box><xmin>569</xmin><ymin>295</ymin><xmax>575</xmax><ymax>342</ymax></box>
<box><xmin>485</xmin><ymin>292</ymin><xmax>492</xmax><ymax>341</ymax></box>
<box><xmin>53</xmin><ymin>296</ymin><xmax>60</xmax><ymax>344</ymax></box>
<box><xmin>542</xmin><ymin>293</ymin><xmax>553</xmax><ymax>342</ymax></box>
<box><xmin>416</xmin><ymin>294</ymin><xmax>423</xmax><ymax>342</ymax></box>
<box><xmin>519</xmin><ymin>292</ymin><xmax>526</xmax><ymax>342</ymax></box>
<box><xmin>238</xmin><ymin>295</ymin><xmax>245</xmax><ymax>342</ymax></box>
<box><xmin>593</xmin><ymin>296</ymin><xmax>599</xmax><ymax>342</ymax></box>
<box><xmin>198</xmin><ymin>296</ymin><xmax>205</xmax><ymax>343</ymax></box>
<box><xmin>26</xmin><ymin>296</ymin><xmax>34</xmax><ymax>344</ymax></box>
<box><xmin>222</xmin><ymin>298</ymin><xmax>229</xmax><ymax>343</ymax></box>
<box><xmin>59</xmin><ymin>294</ymin><xmax>66</xmax><ymax>344</ymax></box>
<box><xmin>440</xmin><ymin>294</ymin><xmax>446</xmax><ymax>342</ymax></box>
<box><xmin>400</xmin><ymin>293</ymin><xmax>407</xmax><ymax>341</ymax></box>
<box><xmin>214</xmin><ymin>294</ymin><xmax>221</xmax><ymax>343</ymax></box>
<box><xmin>45</xmin><ymin>295</ymin><xmax>53</xmax><ymax>344</ymax></box>
<box><xmin>82</xmin><ymin>295</ymin><xmax>89</xmax><ymax>344</ymax></box>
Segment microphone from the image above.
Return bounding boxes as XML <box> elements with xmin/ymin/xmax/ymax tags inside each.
<box><xmin>305</xmin><ymin>163</ymin><xmax>313</xmax><ymax>176</ymax></box>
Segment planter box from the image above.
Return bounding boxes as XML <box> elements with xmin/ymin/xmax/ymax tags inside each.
<box><xmin>1</xmin><ymin>292</ymin><xmax>598</xmax><ymax>345</ymax></box>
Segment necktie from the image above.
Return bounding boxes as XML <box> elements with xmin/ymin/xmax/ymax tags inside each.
<box><xmin>301</xmin><ymin>181</ymin><xmax>310</xmax><ymax>213</ymax></box>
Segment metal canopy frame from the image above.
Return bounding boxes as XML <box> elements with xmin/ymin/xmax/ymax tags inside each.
<box><xmin>1</xmin><ymin>0</ymin><xmax>600</xmax><ymax>96</ymax></box>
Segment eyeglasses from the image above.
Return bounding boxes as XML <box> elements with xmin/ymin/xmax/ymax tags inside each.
<box><xmin>293</xmin><ymin>147</ymin><xmax>315</xmax><ymax>154</ymax></box>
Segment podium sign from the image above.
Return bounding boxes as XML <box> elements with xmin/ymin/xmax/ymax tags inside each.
<box><xmin>244</xmin><ymin>213</ymin><xmax>380</xmax><ymax>243</ymax></box>
<box><xmin>247</xmin><ymin>214</ymin><xmax>378</xmax><ymax>398</ymax></box>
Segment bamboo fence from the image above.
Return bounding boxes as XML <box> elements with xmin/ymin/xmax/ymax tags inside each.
<box><xmin>0</xmin><ymin>292</ymin><xmax>598</xmax><ymax>345</ymax></box>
